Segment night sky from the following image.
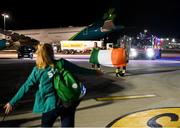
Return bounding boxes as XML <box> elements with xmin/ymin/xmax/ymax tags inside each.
<box><xmin>1</xmin><ymin>0</ymin><xmax>180</xmax><ymax>38</ymax></box>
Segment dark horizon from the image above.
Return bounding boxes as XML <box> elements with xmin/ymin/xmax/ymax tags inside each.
<box><xmin>0</xmin><ymin>0</ymin><xmax>180</xmax><ymax>38</ymax></box>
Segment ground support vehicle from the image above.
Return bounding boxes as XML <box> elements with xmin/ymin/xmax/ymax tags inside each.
<box><xmin>59</xmin><ymin>40</ymin><xmax>103</xmax><ymax>54</ymax></box>
<box><xmin>129</xmin><ymin>37</ymin><xmax>161</xmax><ymax>60</ymax></box>
<box><xmin>17</xmin><ymin>45</ymin><xmax>35</xmax><ymax>59</ymax></box>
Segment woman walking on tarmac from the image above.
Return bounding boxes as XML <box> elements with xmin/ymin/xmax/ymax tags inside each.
<box><xmin>4</xmin><ymin>43</ymin><xmax>100</xmax><ymax>127</ymax></box>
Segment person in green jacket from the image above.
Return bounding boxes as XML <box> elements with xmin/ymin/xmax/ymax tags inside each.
<box><xmin>4</xmin><ymin>43</ymin><xmax>99</xmax><ymax>127</ymax></box>
<box><xmin>91</xmin><ymin>42</ymin><xmax>101</xmax><ymax>70</ymax></box>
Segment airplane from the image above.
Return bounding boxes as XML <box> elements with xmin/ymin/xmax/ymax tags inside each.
<box><xmin>13</xmin><ymin>8</ymin><xmax>123</xmax><ymax>42</ymax></box>
<box><xmin>0</xmin><ymin>8</ymin><xmax>124</xmax><ymax>49</ymax></box>
<box><xmin>10</xmin><ymin>19</ymin><xmax>124</xmax><ymax>42</ymax></box>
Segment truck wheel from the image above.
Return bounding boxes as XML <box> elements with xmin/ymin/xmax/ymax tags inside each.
<box><xmin>70</xmin><ymin>50</ymin><xmax>75</xmax><ymax>54</ymax></box>
<box><xmin>63</xmin><ymin>50</ymin><xmax>69</xmax><ymax>54</ymax></box>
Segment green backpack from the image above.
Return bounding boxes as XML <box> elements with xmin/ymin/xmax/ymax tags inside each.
<box><xmin>54</xmin><ymin>61</ymin><xmax>86</xmax><ymax>107</ymax></box>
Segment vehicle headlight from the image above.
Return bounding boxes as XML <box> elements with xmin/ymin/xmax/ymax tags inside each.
<box><xmin>130</xmin><ymin>48</ymin><xmax>137</xmax><ymax>57</ymax></box>
<box><xmin>146</xmin><ymin>48</ymin><xmax>155</xmax><ymax>58</ymax></box>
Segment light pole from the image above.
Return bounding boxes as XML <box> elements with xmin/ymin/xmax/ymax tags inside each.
<box><xmin>2</xmin><ymin>13</ymin><xmax>9</xmax><ymax>31</ymax></box>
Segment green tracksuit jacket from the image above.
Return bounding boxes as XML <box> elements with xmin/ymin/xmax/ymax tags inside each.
<box><xmin>9</xmin><ymin>58</ymin><xmax>96</xmax><ymax>113</ymax></box>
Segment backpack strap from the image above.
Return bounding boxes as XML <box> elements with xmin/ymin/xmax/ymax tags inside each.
<box><xmin>55</xmin><ymin>59</ymin><xmax>61</xmax><ymax>68</ymax></box>
<box><xmin>55</xmin><ymin>59</ymin><xmax>64</xmax><ymax>74</ymax></box>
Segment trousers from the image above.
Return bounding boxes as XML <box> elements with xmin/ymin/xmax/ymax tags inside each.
<box><xmin>41</xmin><ymin>104</ymin><xmax>77</xmax><ymax>127</ymax></box>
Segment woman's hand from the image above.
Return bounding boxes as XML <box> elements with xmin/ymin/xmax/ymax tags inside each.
<box><xmin>4</xmin><ymin>103</ymin><xmax>13</xmax><ymax>114</ymax></box>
